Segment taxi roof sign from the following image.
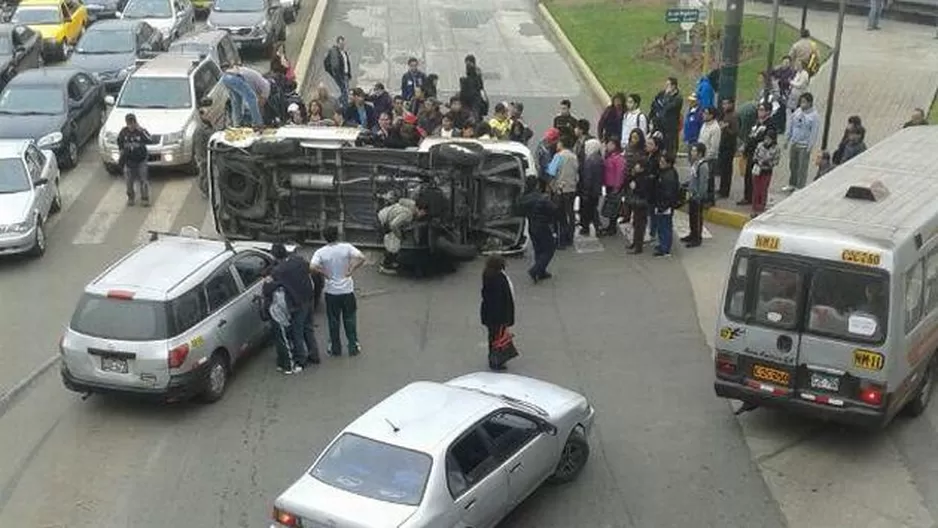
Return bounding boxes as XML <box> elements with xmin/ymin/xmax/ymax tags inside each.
<box><xmin>846</xmin><ymin>180</ymin><xmax>889</xmax><ymax>202</ymax></box>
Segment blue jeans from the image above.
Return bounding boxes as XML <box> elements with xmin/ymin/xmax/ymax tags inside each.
<box><xmin>290</xmin><ymin>303</ymin><xmax>319</xmax><ymax>365</ymax></box>
<box><xmin>333</xmin><ymin>74</ymin><xmax>349</xmax><ymax>109</ymax></box>
<box><xmin>868</xmin><ymin>0</ymin><xmax>883</xmax><ymax>27</ymax></box>
<box><xmin>648</xmin><ymin>209</ymin><xmax>658</xmax><ymax>240</ymax></box>
<box><xmin>655</xmin><ymin>212</ymin><xmax>674</xmax><ymax>254</ymax></box>
<box><xmin>222</xmin><ymin>73</ymin><xmax>262</xmax><ymax>127</ymax></box>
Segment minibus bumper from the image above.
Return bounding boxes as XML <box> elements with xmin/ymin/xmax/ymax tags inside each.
<box><xmin>714</xmin><ymin>379</ymin><xmax>889</xmax><ymax>429</ymax></box>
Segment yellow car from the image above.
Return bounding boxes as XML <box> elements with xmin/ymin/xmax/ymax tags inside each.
<box><xmin>11</xmin><ymin>0</ymin><xmax>89</xmax><ymax>61</ymax></box>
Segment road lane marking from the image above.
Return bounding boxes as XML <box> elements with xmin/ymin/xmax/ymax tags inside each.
<box><xmin>46</xmin><ymin>166</ymin><xmax>99</xmax><ymax>232</ymax></box>
<box><xmin>134</xmin><ymin>178</ymin><xmax>195</xmax><ymax>244</ymax></box>
<box><xmin>71</xmin><ymin>179</ymin><xmax>128</xmax><ymax>245</ymax></box>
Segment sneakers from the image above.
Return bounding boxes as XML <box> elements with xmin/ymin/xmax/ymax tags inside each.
<box><xmin>127</xmin><ymin>197</ymin><xmax>135</xmax><ymax>206</ymax></box>
<box><xmin>653</xmin><ymin>250</ymin><xmax>672</xmax><ymax>258</ymax></box>
<box><xmin>277</xmin><ymin>364</ymin><xmax>304</xmax><ymax>374</ymax></box>
<box><xmin>349</xmin><ymin>344</ymin><xmax>362</xmax><ymax>356</ymax></box>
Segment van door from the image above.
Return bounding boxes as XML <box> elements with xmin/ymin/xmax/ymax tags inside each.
<box><xmin>720</xmin><ymin>250</ymin><xmax>808</xmax><ymax>396</ymax></box>
<box><xmin>230</xmin><ymin>251</ymin><xmax>273</xmax><ymax>356</ymax></box>
<box><xmin>203</xmin><ymin>266</ymin><xmax>243</xmax><ymax>356</ymax></box>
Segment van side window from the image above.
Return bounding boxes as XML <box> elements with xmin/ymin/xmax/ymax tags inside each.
<box><xmin>924</xmin><ymin>249</ymin><xmax>938</xmax><ymax>314</ymax></box>
<box><xmin>204</xmin><ymin>269</ymin><xmax>240</xmax><ymax>312</ymax></box>
<box><xmin>171</xmin><ymin>287</ymin><xmax>206</xmax><ymax>333</ymax></box>
<box><xmin>905</xmin><ymin>261</ymin><xmax>925</xmax><ymax>334</ymax></box>
<box><xmin>724</xmin><ymin>254</ymin><xmax>748</xmax><ymax>319</ymax></box>
<box><xmin>233</xmin><ymin>253</ymin><xmax>270</xmax><ymax>287</ymax></box>
<box><xmin>753</xmin><ymin>267</ymin><xmax>801</xmax><ymax>329</ymax></box>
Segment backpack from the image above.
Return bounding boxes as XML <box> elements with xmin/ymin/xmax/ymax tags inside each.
<box><xmin>805</xmin><ymin>42</ymin><xmax>821</xmax><ymax>77</ymax></box>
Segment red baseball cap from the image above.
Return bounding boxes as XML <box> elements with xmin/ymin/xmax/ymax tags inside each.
<box><xmin>544</xmin><ymin>127</ymin><xmax>560</xmax><ymax>141</ymax></box>
<box><xmin>403</xmin><ymin>112</ymin><xmax>418</xmax><ymax>125</ymax></box>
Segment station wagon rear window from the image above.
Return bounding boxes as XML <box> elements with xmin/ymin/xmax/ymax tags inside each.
<box><xmin>311</xmin><ymin>433</ymin><xmax>432</xmax><ymax>506</ymax></box>
<box><xmin>725</xmin><ymin>252</ymin><xmax>889</xmax><ymax>344</ymax></box>
<box><xmin>70</xmin><ymin>294</ymin><xmax>169</xmax><ymax>341</ymax></box>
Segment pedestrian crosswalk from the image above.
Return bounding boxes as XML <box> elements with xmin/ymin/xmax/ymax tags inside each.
<box><xmin>133</xmin><ymin>177</ymin><xmax>197</xmax><ymax>245</ymax></box>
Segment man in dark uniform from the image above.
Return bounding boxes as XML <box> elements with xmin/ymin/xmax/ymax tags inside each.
<box><xmin>517</xmin><ymin>176</ymin><xmax>559</xmax><ymax>283</ymax></box>
<box><xmin>270</xmin><ymin>243</ymin><xmax>320</xmax><ymax>367</ymax></box>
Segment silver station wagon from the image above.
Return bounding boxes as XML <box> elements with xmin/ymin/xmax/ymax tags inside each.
<box><xmin>270</xmin><ymin>372</ymin><xmax>596</xmax><ymax>528</ymax></box>
<box><xmin>60</xmin><ymin>228</ymin><xmax>280</xmax><ymax>402</ymax></box>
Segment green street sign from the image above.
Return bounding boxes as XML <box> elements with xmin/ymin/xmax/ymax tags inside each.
<box><xmin>665</xmin><ymin>8</ymin><xmax>700</xmax><ymax>23</ymax></box>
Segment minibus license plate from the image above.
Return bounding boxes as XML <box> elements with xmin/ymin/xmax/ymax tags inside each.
<box><xmin>752</xmin><ymin>365</ymin><xmax>790</xmax><ymax>386</ymax></box>
<box><xmin>101</xmin><ymin>357</ymin><xmax>128</xmax><ymax>374</ymax></box>
<box><xmin>810</xmin><ymin>372</ymin><xmax>840</xmax><ymax>392</ymax></box>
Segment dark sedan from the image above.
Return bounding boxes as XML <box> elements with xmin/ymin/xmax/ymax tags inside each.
<box><xmin>0</xmin><ymin>67</ymin><xmax>106</xmax><ymax>168</ymax></box>
<box><xmin>67</xmin><ymin>19</ymin><xmax>163</xmax><ymax>92</ymax></box>
<box><xmin>0</xmin><ymin>24</ymin><xmax>43</xmax><ymax>91</ymax></box>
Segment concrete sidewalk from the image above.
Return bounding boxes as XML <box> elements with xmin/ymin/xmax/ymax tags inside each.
<box><xmin>714</xmin><ymin>2</ymin><xmax>938</xmax><ymax>224</ymax></box>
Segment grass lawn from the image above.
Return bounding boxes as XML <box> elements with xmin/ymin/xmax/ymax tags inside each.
<box><xmin>930</xmin><ymin>94</ymin><xmax>938</xmax><ymax>124</ymax></box>
<box><xmin>546</xmin><ymin>0</ymin><xmax>830</xmax><ymax>110</ymax></box>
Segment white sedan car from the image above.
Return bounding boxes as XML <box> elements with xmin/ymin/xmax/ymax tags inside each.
<box><xmin>270</xmin><ymin>372</ymin><xmax>596</xmax><ymax>528</ymax></box>
<box><xmin>0</xmin><ymin>139</ymin><xmax>61</xmax><ymax>258</ymax></box>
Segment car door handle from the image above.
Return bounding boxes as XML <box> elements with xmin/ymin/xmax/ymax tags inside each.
<box><xmin>217</xmin><ymin>319</ymin><xmax>227</xmax><ymax>328</ymax></box>
<box><xmin>509</xmin><ymin>463</ymin><xmax>523</xmax><ymax>473</ymax></box>
<box><xmin>464</xmin><ymin>499</ymin><xmax>476</xmax><ymax>510</ymax></box>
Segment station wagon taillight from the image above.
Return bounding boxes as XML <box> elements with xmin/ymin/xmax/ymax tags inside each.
<box><xmin>272</xmin><ymin>507</ymin><xmax>299</xmax><ymax>527</ymax></box>
<box><xmin>106</xmin><ymin>289</ymin><xmax>135</xmax><ymax>300</ymax></box>
<box><xmin>715</xmin><ymin>352</ymin><xmax>738</xmax><ymax>375</ymax></box>
<box><xmin>859</xmin><ymin>382</ymin><xmax>885</xmax><ymax>407</ymax></box>
<box><xmin>168</xmin><ymin>344</ymin><xmax>189</xmax><ymax>369</ymax></box>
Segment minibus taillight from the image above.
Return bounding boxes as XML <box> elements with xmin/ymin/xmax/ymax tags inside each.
<box><xmin>859</xmin><ymin>381</ymin><xmax>885</xmax><ymax>407</ymax></box>
<box><xmin>715</xmin><ymin>352</ymin><xmax>738</xmax><ymax>375</ymax></box>
<box><xmin>168</xmin><ymin>344</ymin><xmax>190</xmax><ymax>369</ymax></box>
<box><xmin>272</xmin><ymin>507</ymin><xmax>299</xmax><ymax>527</ymax></box>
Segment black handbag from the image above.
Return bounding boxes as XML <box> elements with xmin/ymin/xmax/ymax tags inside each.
<box><xmin>601</xmin><ymin>191</ymin><xmax>623</xmax><ymax>218</ymax></box>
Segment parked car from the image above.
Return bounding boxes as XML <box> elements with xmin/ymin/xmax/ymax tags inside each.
<box><xmin>0</xmin><ymin>24</ymin><xmax>43</xmax><ymax>90</ymax></box>
<box><xmin>119</xmin><ymin>0</ymin><xmax>194</xmax><ymax>43</ymax></box>
<box><xmin>0</xmin><ymin>139</ymin><xmax>61</xmax><ymax>258</ymax></box>
<box><xmin>270</xmin><ymin>372</ymin><xmax>595</xmax><ymax>528</ymax></box>
<box><xmin>98</xmin><ymin>52</ymin><xmax>227</xmax><ymax>174</ymax></box>
<box><xmin>10</xmin><ymin>0</ymin><xmax>88</xmax><ymax>61</ymax></box>
<box><xmin>166</xmin><ymin>28</ymin><xmax>239</xmax><ymax>69</ymax></box>
<box><xmin>0</xmin><ymin>67</ymin><xmax>106</xmax><ymax>168</ymax></box>
<box><xmin>60</xmin><ymin>228</ymin><xmax>282</xmax><ymax>402</ymax></box>
<box><xmin>206</xmin><ymin>0</ymin><xmax>284</xmax><ymax>55</ymax></box>
<box><xmin>84</xmin><ymin>0</ymin><xmax>130</xmax><ymax>20</ymax></box>
<box><xmin>68</xmin><ymin>19</ymin><xmax>163</xmax><ymax>92</ymax></box>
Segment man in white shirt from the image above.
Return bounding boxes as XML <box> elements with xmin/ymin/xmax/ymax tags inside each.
<box><xmin>619</xmin><ymin>93</ymin><xmax>649</xmax><ymax>145</ymax></box>
<box><xmin>697</xmin><ymin>106</ymin><xmax>722</xmax><ymax>203</ymax></box>
<box><xmin>310</xmin><ymin>226</ymin><xmax>367</xmax><ymax>356</ymax></box>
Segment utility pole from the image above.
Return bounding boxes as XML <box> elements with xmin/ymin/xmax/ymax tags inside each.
<box><xmin>801</xmin><ymin>0</ymin><xmax>809</xmax><ymax>31</ymax></box>
<box><xmin>766</xmin><ymin>0</ymin><xmax>781</xmax><ymax>75</ymax></box>
<box><xmin>718</xmin><ymin>0</ymin><xmax>744</xmax><ymax>101</ymax></box>
<box><xmin>821</xmin><ymin>0</ymin><xmax>847</xmax><ymax>150</ymax></box>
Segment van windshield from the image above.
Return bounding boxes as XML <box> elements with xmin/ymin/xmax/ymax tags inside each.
<box><xmin>70</xmin><ymin>294</ymin><xmax>170</xmax><ymax>341</ymax></box>
<box><xmin>725</xmin><ymin>252</ymin><xmax>889</xmax><ymax>344</ymax></box>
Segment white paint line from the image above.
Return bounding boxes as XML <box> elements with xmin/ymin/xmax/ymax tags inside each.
<box><xmin>294</xmin><ymin>0</ymin><xmax>329</xmax><ymax>90</ymax></box>
<box><xmin>134</xmin><ymin>178</ymin><xmax>195</xmax><ymax>244</ymax></box>
<box><xmin>46</xmin><ymin>166</ymin><xmax>99</xmax><ymax>232</ymax></box>
<box><xmin>71</xmin><ymin>179</ymin><xmax>129</xmax><ymax>245</ymax></box>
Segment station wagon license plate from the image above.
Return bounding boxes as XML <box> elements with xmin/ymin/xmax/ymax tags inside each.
<box><xmin>752</xmin><ymin>364</ymin><xmax>790</xmax><ymax>386</ymax></box>
<box><xmin>101</xmin><ymin>357</ymin><xmax>128</xmax><ymax>374</ymax></box>
<box><xmin>810</xmin><ymin>372</ymin><xmax>840</xmax><ymax>392</ymax></box>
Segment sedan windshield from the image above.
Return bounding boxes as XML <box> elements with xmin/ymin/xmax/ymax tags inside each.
<box><xmin>213</xmin><ymin>0</ymin><xmax>262</xmax><ymax>11</ymax></box>
<box><xmin>0</xmin><ymin>158</ymin><xmax>30</xmax><ymax>194</ymax></box>
<box><xmin>117</xmin><ymin>77</ymin><xmax>191</xmax><ymax>109</ymax></box>
<box><xmin>311</xmin><ymin>434</ymin><xmax>432</xmax><ymax>506</ymax></box>
<box><xmin>122</xmin><ymin>0</ymin><xmax>172</xmax><ymax>18</ymax></box>
<box><xmin>12</xmin><ymin>7</ymin><xmax>62</xmax><ymax>25</ymax></box>
<box><xmin>76</xmin><ymin>29</ymin><xmax>136</xmax><ymax>54</ymax></box>
<box><xmin>0</xmin><ymin>86</ymin><xmax>64</xmax><ymax>114</ymax></box>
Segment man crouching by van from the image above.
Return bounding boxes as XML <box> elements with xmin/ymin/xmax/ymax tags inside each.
<box><xmin>261</xmin><ymin>269</ymin><xmax>302</xmax><ymax>374</ymax></box>
<box><xmin>377</xmin><ymin>190</ymin><xmax>417</xmax><ymax>273</ymax></box>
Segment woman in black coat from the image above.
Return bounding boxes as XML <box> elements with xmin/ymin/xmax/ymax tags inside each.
<box><xmin>480</xmin><ymin>255</ymin><xmax>516</xmax><ymax>370</ymax></box>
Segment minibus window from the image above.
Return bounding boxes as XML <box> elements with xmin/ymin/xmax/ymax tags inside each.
<box><xmin>724</xmin><ymin>255</ymin><xmax>749</xmax><ymax>319</ymax></box>
<box><xmin>753</xmin><ymin>267</ymin><xmax>802</xmax><ymax>329</ymax></box>
<box><xmin>806</xmin><ymin>268</ymin><xmax>888</xmax><ymax>343</ymax></box>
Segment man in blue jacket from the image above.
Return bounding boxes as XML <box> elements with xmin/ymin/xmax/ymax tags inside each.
<box><xmin>400</xmin><ymin>57</ymin><xmax>427</xmax><ymax>102</ymax></box>
<box><xmin>682</xmin><ymin>93</ymin><xmax>702</xmax><ymax>156</ymax></box>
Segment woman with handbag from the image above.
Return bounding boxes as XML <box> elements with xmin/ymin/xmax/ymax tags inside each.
<box><xmin>480</xmin><ymin>255</ymin><xmax>517</xmax><ymax>371</ymax></box>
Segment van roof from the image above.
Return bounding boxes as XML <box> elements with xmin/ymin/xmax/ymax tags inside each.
<box><xmin>170</xmin><ymin>29</ymin><xmax>229</xmax><ymax>46</ymax></box>
<box><xmin>133</xmin><ymin>53</ymin><xmax>205</xmax><ymax>78</ymax></box>
<box><xmin>748</xmin><ymin>125</ymin><xmax>938</xmax><ymax>250</ymax></box>
<box><xmin>87</xmin><ymin>236</ymin><xmax>234</xmax><ymax>301</ymax></box>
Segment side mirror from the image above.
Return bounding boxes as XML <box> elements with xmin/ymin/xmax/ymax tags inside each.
<box><xmin>540</xmin><ymin>421</ymin><xmax>558</xmax><ymax>436</ymax></box>
<box><xmin>104</xmin><ymin>95</ymin><xmax>115</xmax><ymax>105</ymax></box>
<box><xmin>198</xmin><ymin>97</ymin><xmax>213</xmax><ymax>108</ymax></box>
<box><xmin>33</xmin><ymin>177</ymin><xmax>48</xmax><ymax>186</ymax></box>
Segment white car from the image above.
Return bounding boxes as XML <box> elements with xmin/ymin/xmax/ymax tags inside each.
<box><xmin>0</xmin><ymin>139</ymin><xmax>61</xmax><ymax>258</ymax></box>
<box><xmin>270</xmin><ymin>372</ymin><xmax>596</xmax><ymax>528</ymax></box>
<box><xmin>119</xmin><ymin>0</ymin><xmax>195</xmax><ymax>43</ymax></box>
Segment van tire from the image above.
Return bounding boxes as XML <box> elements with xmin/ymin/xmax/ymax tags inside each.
<box><xmin>201</xmin><ymin>352</ymin><xmax>229</xmax><ymax>403</ymax></box>
<box><xmin>905</xmin><ymin>361</ymin><xmax>935</xmax><ymax>417</ymax></box>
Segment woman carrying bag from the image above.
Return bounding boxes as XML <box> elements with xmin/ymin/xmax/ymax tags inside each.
<box><xmin>480</xmin><ymin>256</ymin><xmax>518</xmax><ymax>371</ymax></box>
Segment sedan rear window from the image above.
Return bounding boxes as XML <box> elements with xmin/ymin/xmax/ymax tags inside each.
<box><xmin>311</xmin><ymin>434</ymin><xmax>432</xmax><ymax>506</ymax></box>
<box><xmin>70</xmin><ymin>293</ymin><xmax>169</xmax><ymax>341</ymax></box>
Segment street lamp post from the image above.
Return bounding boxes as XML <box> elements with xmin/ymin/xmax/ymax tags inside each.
<box><xmin>718</xmin><ymin>0</ymin><xmax>744</xmax><ymax>101</ymax></box>
<box><xmin>821</xmin><ymin>0</ymin><xmax>847</xmax><ymax>150</ymax></box>
<box><xmin>766</xmin><ymin>0</ymin><xmax>781</xmax><ymax>74</ymax></box>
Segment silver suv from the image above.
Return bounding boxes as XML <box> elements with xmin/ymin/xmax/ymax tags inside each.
<box><xmin>98</xmin><ymin>52</ymin><xmax>228</xmax><ymax>174</ymax></box>
<box><xmin>60</xmin><ymin>228</ymin><xmax>278</xmax><ymax>403</ymax></box>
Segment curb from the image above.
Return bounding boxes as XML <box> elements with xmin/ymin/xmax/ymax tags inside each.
<box><xmin>536</xmin><ymin>1</ymin><xmax>751</xmax><ymax>230</ymax></box>
<box><xmin>0</xmin><ymin>355</ymin><xmax>60</xmax><ymax>420</ymax></box>
<box><xmin>295</xmin><ymin>0</ymin><xmax>329</xmax><ymax>96</ymax></box>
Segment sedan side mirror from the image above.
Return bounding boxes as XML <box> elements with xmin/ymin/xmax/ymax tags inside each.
<box><xmin>104</xmin><ymin>95</ymin><xmax>115</xmax><ymax>105</ymax></box>
<box><xmin>198</xmin><ymin>97</ymin><xmax>213</xmax><ymax>108</ymax></box>
<box><xmin>540</xmin><ymin>421</ymin><xmax>558</xmax><ymax>436</ymax></box>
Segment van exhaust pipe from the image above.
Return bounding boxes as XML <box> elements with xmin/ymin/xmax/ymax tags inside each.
<box><xmin>734</xmin><ymin>401</ymin><xmax>759</xmax><ymax>415</ymax></box>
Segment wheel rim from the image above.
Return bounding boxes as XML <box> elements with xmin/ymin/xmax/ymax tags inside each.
<box><xmin>36</xmin><ymin>224</ymin><xmax>45</xmax><ymax>251</ymax></box>
<box><xmin>557</xmin><ymin>439</ymin><xmax>585</xmax><ymax>477</ymax></box>
<box><xmin>68</xmin><ymin>139</ymin><xmax>77</xmax><ymax>164</ymax></box>
<box><xmin>920</xmin><ymin>367</ymin><xmax>933</xmax><ymax>406</ymax></box>
<box><xmin>54</xmin><ymin>188</ymin><xmax>62</xmax><ymax>208</ymax></box>
<box><xmin>61</xmin><ymin>41</ymin><xmax>68</xmax><ymax>58</ymax></box>
<box><xmin>208</xmin><ymin>361</ymin><xmax>226</xmax><ymax>394</ymax></box>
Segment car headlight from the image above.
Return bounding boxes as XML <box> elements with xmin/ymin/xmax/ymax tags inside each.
<box><xmin>5</xmin><ymin>217</ymin><xmax>36</xmax><ymax>233</ymax></box>
<box><xmin>37</xmin><ymin>132</ymin><xmax>63</xmax><ymax>147</ymax></box>
<box><xmin>163</xmin><ymin>131</ymin><xmax>183</xmax><ymax>144</ymax></box>
<box><xmin>119</xmin><ymin>65</ymin><xmax>134</xmax><ymax>78</ymax></box>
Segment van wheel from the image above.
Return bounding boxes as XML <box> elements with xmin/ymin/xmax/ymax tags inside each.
<box><xmin>201</xmin><ymin>352</ymin><xmax>229</xmax><ymax>403</ymax></box>
<box><xmin>548</xmin><ymin>428</ymin><xmax>589</xmax><ymax>484</ymax></box>
<box><xmin>906</xmin><ymin>362</ymin><xmax>935</xmax><ymax>417</ymax></box>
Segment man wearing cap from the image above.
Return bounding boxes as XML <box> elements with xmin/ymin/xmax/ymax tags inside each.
<box><xmin>343</xmin><ymin>88</ymin><xmax>377</xmax><ymax>129</ymax></box>
<box><xmin>286</xmin><ymin>102</ymin><xmax>306</xmax><ymax>124</ymax></box>
<box><xmin>270</xmin><ymin>243</ymin><xmax>320</xmax><ymax>368</ymax></box>
<box><xmin>535</xmin><ymin>128</ymin><xmax>560</xmax><ymax>181</ymax></box>
<box><xmin>116</xmin><ymin>113</ymin><xmax>152</xmax><ymax>206</ymax></box>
